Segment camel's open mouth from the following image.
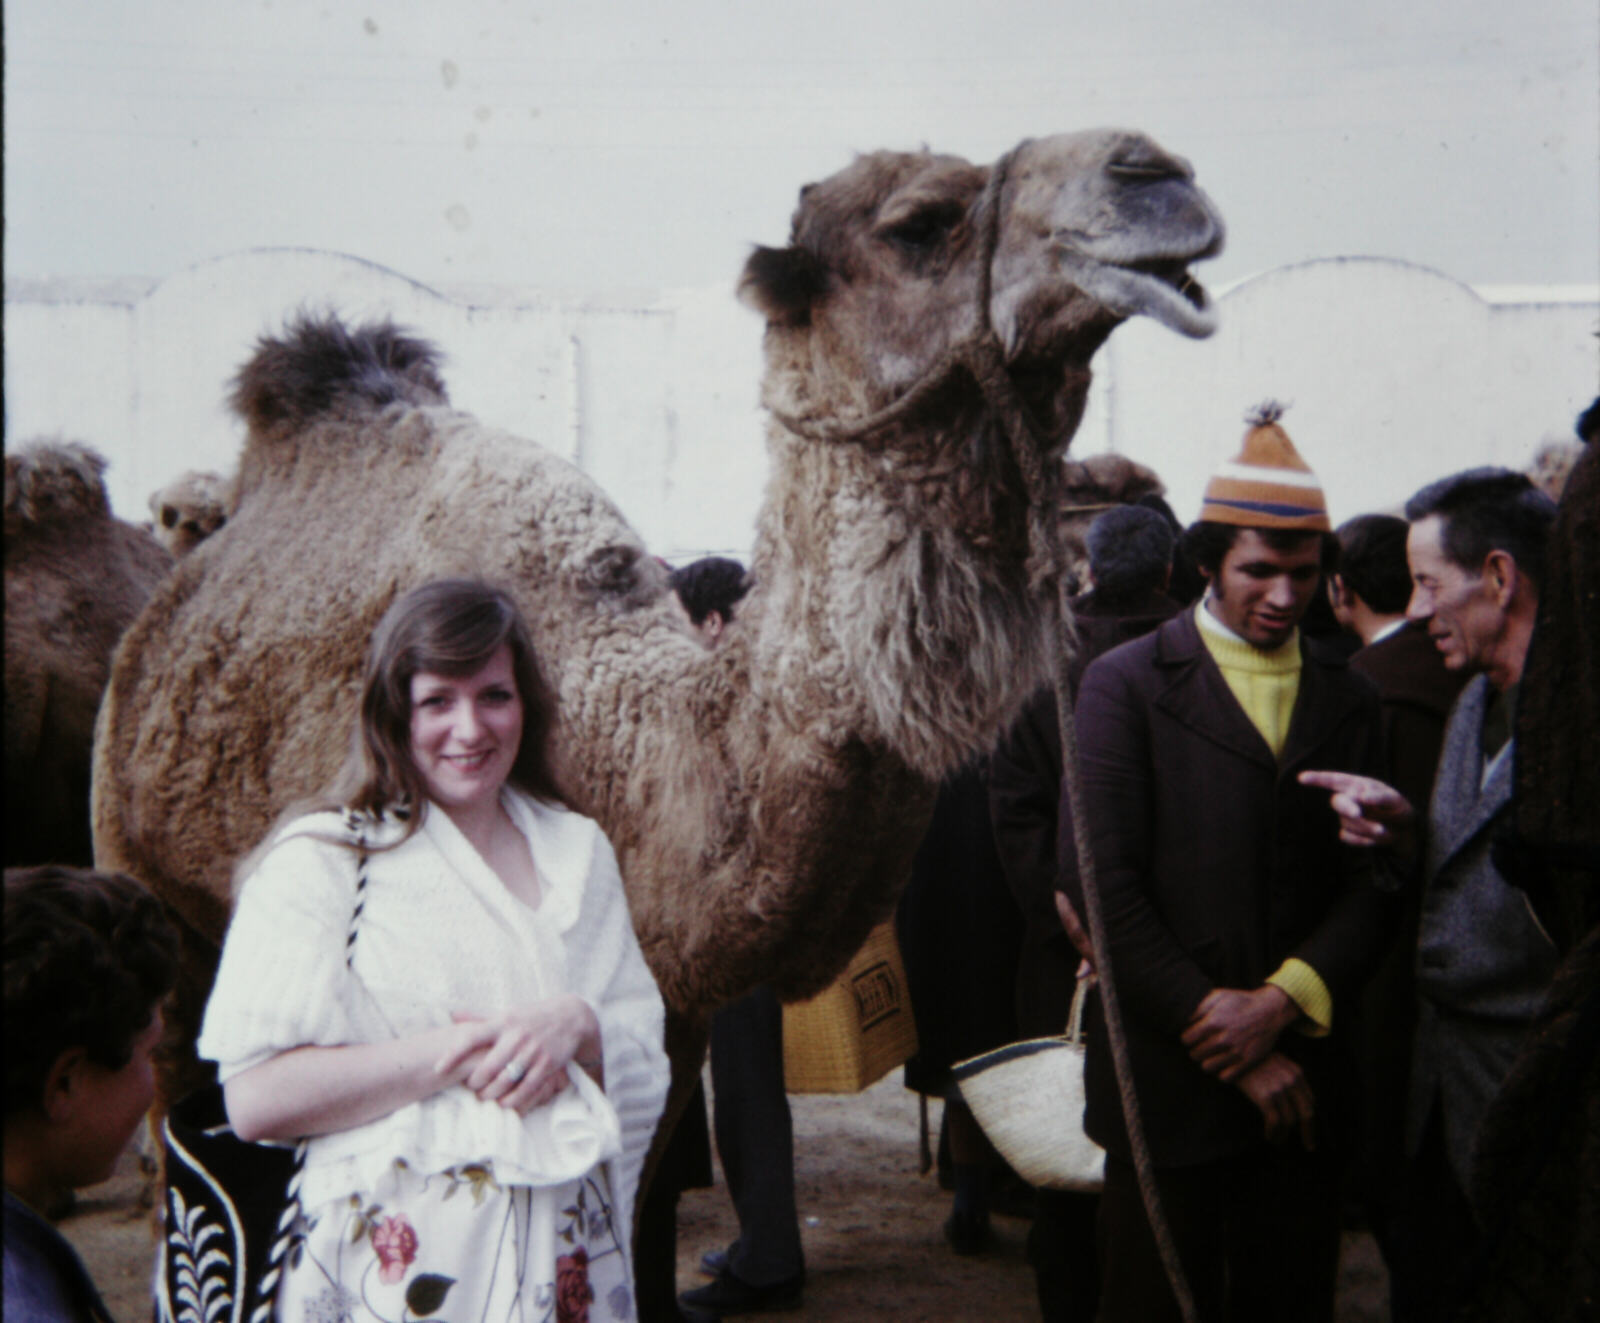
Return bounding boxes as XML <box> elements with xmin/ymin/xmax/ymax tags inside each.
<box><xmin>1127</xmin><ymin>257</ymin><xmax>1209</xmax><ymax>312</ymax></box>
<box><xmin>1076</xmin><ymin>250</ymin><xmax>1216</xmax><ymax>339</ymax></box>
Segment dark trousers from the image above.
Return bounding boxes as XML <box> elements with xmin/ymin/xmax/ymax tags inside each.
<box><xmin>1386</xmin><ymin>1104</ymin><xmax>1481</xmax><ymax>1323</ymax></box>
<box><xmin>709</xmin><ymin>985</ymin><xmax>804</xmax><ymax>1286</ymax></box>
<box><xmin>1096</xmin><ymin>1145</ymin><xmax>1341</xmax><ymax>1323</ymax></box>
<box><xmin>1028</xmin><ymin>1188</ymin><xmax>1101</xmax><ymax>1323</ymax></box>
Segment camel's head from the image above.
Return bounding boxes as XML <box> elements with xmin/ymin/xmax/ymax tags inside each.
<box><xmin>741</xmin><ymin>128</ymin><xmax>1223</xmax><ymax>442</ymax></box>
<box><xmin>4</xmin><ymin>438</ymin><xmax>112</xmax><ymax>542</ymax></box>
<box><xmin>148</xmin><ymin>470</ymin><xmax>230</xmax><ymax>558</ymax></box>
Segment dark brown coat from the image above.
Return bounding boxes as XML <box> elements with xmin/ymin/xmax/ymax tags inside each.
<box><xmin>988</xmin><ymin>588</ymin><xmax>1180</xmax><ymax>1036</ymax></box>
<box><xmin>1066</xmin><ymin>608</ymin><xmax>1398</xmax><ymax>1165</ymax></box>
<box><xmin>1458</xmin><ymin>437</ymin><xmax>1600</xmax><ymax>1321</ymax></box>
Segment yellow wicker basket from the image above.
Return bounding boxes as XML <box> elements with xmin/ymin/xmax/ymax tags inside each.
<box><xmin>781</xmin><ymin>922</ymin><xmax>919</xmax><ymax>1094</ymax></box>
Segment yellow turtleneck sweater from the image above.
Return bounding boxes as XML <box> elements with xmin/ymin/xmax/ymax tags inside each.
<box><xmin>1195</xmin><ymin>600</ymin><xmax>1332</xmax><ymax>1035</ymax></box>
<box><xmin>1195</xmin><ymin>599</ymin><xmax>1302</xmax><ymax>757</ymax></box>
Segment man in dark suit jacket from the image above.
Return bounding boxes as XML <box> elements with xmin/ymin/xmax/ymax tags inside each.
<box><xmin>1327</xmin><ymin>513</ymin><xmax>1469</xmax><ymax>1271</ymax></box>
<box><xmin>1068</xmin><ymin>406</ymin><xmax>1401</xmax><ymax>1323</ymax></box>
<box><xmin>1305</xmin><ymin>468</ymin><xmax>1559</xmax><ymax>1323</ymax></box>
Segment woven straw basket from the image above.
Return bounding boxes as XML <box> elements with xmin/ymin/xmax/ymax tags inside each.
<box><xmin>782</xmin><ymin>921</ymin><xmax>919</xmax><ymax>1094</ymax></box>
<box><xmin>950</xmin><ymin>976</ymin><xmax>1106</xmax><ymax>1191</ymax></box>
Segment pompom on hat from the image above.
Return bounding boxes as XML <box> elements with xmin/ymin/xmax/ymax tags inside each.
<box><xmin>1198</xmin><ymin>401</ymin><xmax>1331</xmax><ymax>531</ymax></box>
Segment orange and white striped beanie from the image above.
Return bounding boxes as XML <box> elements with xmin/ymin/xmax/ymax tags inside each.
<box><xmin>1198</xmin><ymin>401</ymin><xmax>1331</xmax><ymax>531</ymax></box>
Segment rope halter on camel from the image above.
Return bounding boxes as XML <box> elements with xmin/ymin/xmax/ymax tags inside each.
<box><xmin>765</xmin><ymin>139</ymin><xmax>1077</xmax><ymax>596</ymax></box>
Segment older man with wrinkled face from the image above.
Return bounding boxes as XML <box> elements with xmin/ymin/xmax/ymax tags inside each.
<box><xmin>1303</xmin><ymin>466</ymin><xmax>1557</xmax><ymax>1323</ymax></box>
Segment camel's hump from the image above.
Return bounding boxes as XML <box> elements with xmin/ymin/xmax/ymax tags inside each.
<box><xmin>4</xmin><ymin>438</ymin><xmax>112</xmax><ymax>535</ymax></box>
<box><xmin>230</xmin><ymin>312</ymin><xmax>449</xmax><ymax>436</ymax></box>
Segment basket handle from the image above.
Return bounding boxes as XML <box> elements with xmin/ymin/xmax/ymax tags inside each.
<box><xmin>1065</xmin><ymin>974</ymin><xmax>1096</xmax><ymax>1045</ymax></box>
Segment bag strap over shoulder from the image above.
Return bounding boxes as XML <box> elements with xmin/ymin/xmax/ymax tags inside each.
<box><xmin>342</xmin><ymin>810</ymin><xmax>372</xmax><ymax>971</ymax></box>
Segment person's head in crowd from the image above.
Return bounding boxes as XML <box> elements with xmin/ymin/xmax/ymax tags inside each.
<box><xmin>1178</xmin><ymin>402</ymin><xmax>1338</xmax><ymax>650</ymax></box>
<box><xmin>1084</xmin><ymin>504</ymin><xmax>1174</xmax><ymax>606</ymax></box>
<box><xmin>1136</xmin><ymin>492</ymin><xmax>1204</xmax><ymax>606</ymax></box>
<box><xmin>670</xmin><ymin>556</ymin><xmax>749</xmax><ymax>648</ymax></box>
<box><xmin>1404</xmin><ymin>467</ymin><xmax>1556</xmax><ymax>690</ymax></box>
<box><xmin>1328</xmin><ymin>513</ymin><xmax>1412</xmax><ymax>646</ymax></box>
<box><xmin>4</xmin><ymin>865</ymin><xmax>179</xmax><ymax>1210</ymax></box>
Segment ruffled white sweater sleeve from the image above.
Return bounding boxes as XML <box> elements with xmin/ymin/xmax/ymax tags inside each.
<box><xmin>197</xmin><ymin>816</ymin><xmax>377</xmax><ymax>1082</ymax></box>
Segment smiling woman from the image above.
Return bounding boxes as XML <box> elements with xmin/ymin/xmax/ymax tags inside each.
<box><xmin>195</xmin><ymin>579</ymin><xmax>670</xmax><ymax>1323</ymax></box>
<box><xmin>409</xmin><ymin>650</ymin><xmax>525</xmax><ymax>821</ymax></box>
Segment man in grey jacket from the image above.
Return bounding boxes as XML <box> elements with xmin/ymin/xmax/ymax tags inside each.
<box><xmin>1303</xmin><ymin>466</ymin><xmax>1558</xmax><ymax>1323</ymax></box>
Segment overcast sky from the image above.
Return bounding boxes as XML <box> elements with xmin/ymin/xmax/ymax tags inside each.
<box><xmin>5</xmin><ymin>0</ymin><xmax>1597</xmax><ymax>297</ymax></box>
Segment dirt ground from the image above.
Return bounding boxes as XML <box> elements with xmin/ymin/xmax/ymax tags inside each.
<box><xmin>64</xmin><ymin>1071</ymin><xmax>1388</xmax><ymax>1322</ymax></box>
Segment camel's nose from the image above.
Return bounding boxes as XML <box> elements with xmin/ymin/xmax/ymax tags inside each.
<box><xmin>1107</xmin><ymin>140</ymin><xmax>1194</xmax><ymax>184</ymax></box>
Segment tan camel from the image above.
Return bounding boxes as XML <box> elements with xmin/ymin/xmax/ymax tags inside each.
<box><xmin>148</xmin><ymin>470</ymin><xmax>230</xmax><ymax>557</ymax></box>
<box><xmin>92</xmin><ymin>129</ymin><xmax>1224</xmax><ymax>1109</ymax></box>
<box><xmin>5</xmin><ymin>439</ymin><xmax>172</xmax><ymax>868</ymax></box>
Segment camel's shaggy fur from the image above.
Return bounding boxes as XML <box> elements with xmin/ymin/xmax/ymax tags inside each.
<box><xmin>92</xmin><ymin>130</ymin><xmax>1223</xmax><ymax>1117</ymax></box>
<box><xmin>5</xmin><ymin>439</ymin><xmax>172</xmax><ymax>868</ymax></box>
<box><xmin>148</xmin><ymin>470</ymin><xmax>232</xmax><ymax>558</ymax></box>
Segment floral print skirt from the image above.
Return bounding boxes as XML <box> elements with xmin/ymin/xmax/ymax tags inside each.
<box><xmin>277</xmin><ymin>1161</ymin><xmax>632</xmax><ymax>1323</ymax></box>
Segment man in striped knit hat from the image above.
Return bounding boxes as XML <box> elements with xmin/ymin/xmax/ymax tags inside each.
<box><xmin>1061</xmin><ymin>404</ymin><xmax>1401</xmax><ymax>1322</ymax></box>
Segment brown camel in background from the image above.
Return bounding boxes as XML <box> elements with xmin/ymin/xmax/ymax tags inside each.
<box><xmin>5</xmin><ymin>439</ymin><xmax>172</xmax><ymax>869</ymax></box>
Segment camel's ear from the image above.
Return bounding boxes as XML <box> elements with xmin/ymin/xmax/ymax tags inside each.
<box><xmin>738</xmin><ymin>245</ymin><xmax>828</xmax><ymax>328</ymax></box>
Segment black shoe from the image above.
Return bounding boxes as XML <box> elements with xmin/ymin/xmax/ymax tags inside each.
<box><xmin>698</xmin><ymin>1247</ymin><xmax>730</xmax><ymax>1279</ymax></box>
<box><xmin>680</xmin><ymin>1267</ymin><xmax>804</xmax><ymax>1315</ymax></box>
<box><xmin>944</xmin><ymin>1209</ymin><xmax>993</xmax><ymax>1256</ymax></box>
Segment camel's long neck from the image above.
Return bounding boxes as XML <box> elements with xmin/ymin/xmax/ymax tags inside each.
<box><xmin>740</xmin><ymin>404</ymin><xmax>1064</xmax><ymax>781</ymax></box>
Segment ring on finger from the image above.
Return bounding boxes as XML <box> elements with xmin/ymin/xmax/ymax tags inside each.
<box><xmin>501</xmin><ymin>1058</ymin><xmax>529</xmax><ymax>1084</ymax></box>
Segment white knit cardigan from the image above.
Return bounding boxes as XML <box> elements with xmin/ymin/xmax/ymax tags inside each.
<box><xmin>197</xmin><ymin>788</ymin><xmax>670</xmax><ymax>1243</ymax></box>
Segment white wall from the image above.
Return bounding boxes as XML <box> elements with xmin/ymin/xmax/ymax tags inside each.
<box><xmin>4</xmin><ymin>249</ymin><xmax>770</xmax><ymax>562</ymax></box>
<box><xmin>1102</xmin><ymin>258</ymin><xmax>1599</xmax><ymax>523</ymax></box>
<box><xmin>5</xmin><ymin>250</ymin><xmax>1596</xmax><ymax>564</ymax></box>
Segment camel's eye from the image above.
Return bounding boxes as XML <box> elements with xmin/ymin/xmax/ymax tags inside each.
<box><xmin>882</xmin><ymin>203</ymin><xmax>965</xmax><ymax>256</ymax></box>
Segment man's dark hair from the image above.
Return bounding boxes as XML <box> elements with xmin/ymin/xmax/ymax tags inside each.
<box><xmin>1404</xmin><ymin>467</ymin><xmax>1557</xmax><ymax>586</ymax></box>
<box><xmin>1085</xmin><ymin>505</ymin><xmax>1175</xmax><ymax>603</ymax></box>
<box><xmin>1334</xmin><ymin>513</ymin><xmax>1412</xmax><ymax>615</ymax></box>
<box><xmin>1178</xmin><ymin>521</ymin><xmax>1339</xmax><ymax>578</ymax></box>
<box><xmin>670</xmin><ymin>556</ymin><xmax>750</xmax><ymax>626</ymax></box>
<box><xmin>5</xmin><ymin>866</ymin><xmax>179</xmax><ymax>1115</ymax></box>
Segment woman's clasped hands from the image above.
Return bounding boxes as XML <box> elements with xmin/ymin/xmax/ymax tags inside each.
<box><xmin>436</xmin><ymin>994</ymin><xmax>602</xmax><ymax>1115</ymax></box>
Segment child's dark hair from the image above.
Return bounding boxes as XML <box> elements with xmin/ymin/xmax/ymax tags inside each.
<box><xmin>4</xmin><ymin>865</ymin><xmax>179</xmax><ymax>1115</ymax></box>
